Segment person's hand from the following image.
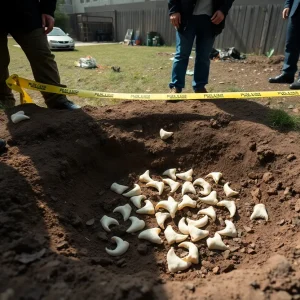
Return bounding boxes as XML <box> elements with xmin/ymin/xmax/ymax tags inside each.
<box><xmin>42</xmin><ymin>14</ymin><xmax>55</xmax><ymax>34</ymax></box>
<box><xmin>282</xmin><ymin>8</ymin><xmax>290</xmax><ymax>19</ymax></box>
<box><xmin>170</xmin><ymin>13</ymin><xmax>181</xmax><ymax>29</ymax></box>
<box><xmin>211</xmin><ymin>10</ymin><xmax>225</xmax><ymax>25</ymax></box>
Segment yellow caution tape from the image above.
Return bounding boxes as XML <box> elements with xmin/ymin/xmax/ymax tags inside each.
<box><xmin>6</xmin><ymin>74</ymin><xmax>300</xmax><ymax>104</ymax></box>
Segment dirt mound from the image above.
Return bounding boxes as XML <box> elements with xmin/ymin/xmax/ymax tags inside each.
<box><xmin>1</xmin><ymin>100</ymin><xmax>300</xmax><ymax>300</ymax></box>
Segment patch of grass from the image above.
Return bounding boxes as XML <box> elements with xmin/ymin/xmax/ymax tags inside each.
<box><xmin>268</xmin><ymin>109</ymin><xmax>300</xmax><ymax>130</ymax></box>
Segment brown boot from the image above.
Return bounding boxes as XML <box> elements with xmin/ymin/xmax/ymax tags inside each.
<box><xmin>194</xmin><ymin>88</ymin><xmax>208</xmax><ymax>93</ymax></box>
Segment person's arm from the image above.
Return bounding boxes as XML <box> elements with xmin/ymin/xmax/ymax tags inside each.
<box><xmin>212</xmin><ymin>0</ymin><xmax>234</xmax><ymax>25</ymax></box>
<box><xmin>168</xmin><ymin>0</ymin><xmax>180</xmax><ymax>16</ymax></box>
<box><xmin>40</xmin><ymin>0</ymin><xmax>57</xmax><ymax>34</ymax></box>
<box><xmin>284</xmin><ymin>0</ymin><xmax>294</xmax><ymax>9</ymax></box>
<box><xmin>219</xmin><ymin>0</ymin><xmax>235</xmax><ymax>16</ymax></box>
<box><xmin>283</xmin><ymin>0</ymin><xmax>293</xmax><ymax>19</ymax></box>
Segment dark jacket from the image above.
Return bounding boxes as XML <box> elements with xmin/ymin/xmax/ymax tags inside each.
<box><xmin>168</xmin><ymin>0</ymin><xmax>234</xmax><ymax>35</ymax></box>
<box><xmin>285</xmin><ymin>0</ymin><xmax>300</xmax><ymax>17</ymax></box>
<box><xmin>1</xmin><ymin>0</ymin><xmax>57</xmax><ymax>32</ymax></box>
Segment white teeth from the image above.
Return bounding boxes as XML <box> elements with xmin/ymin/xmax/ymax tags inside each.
<box><xmin>182</xmin><ymin>182</ymin><xmax>197</xmax><ymax>195</ymax></box>
<box><xmin>167</xmin><ymin>247</ymin><xmax>192</xmax><ymax>273</ymax></box>
<box><xmin>198</xmin><ymin>206</ymin><xmax>216</xmax><ymax>222</ymax></box>
<box><xmin>162</xmin><ymin>168</ymin><xmax>177</xmax><ymax>180</ymax></box>
<box><xmin>198</xmin><ymin>191</ymin><xmax>218</xmax><ymax>205</ymax></box>
<box><xmin>105</xmin><ymin>236</ymin><xmax>129</xmax><ymax>256</ymax></box>
<box><xmin>188</xmin><ymin>225</ymin><xmax>209</xmax><ymax>242</ymax></box>
<box><xmin>163</xmin><ymin>178</ymin><xmax>181</xmax><ymax>193</ymax></box>
<box><xmin>136</xmin><ymin>200</ymin><xmax>155</xmax><ymax>215</ymax></box>
<box><xmin>178</xmin><ymin>195</ymin><xmax>197</xmax><ymax>210</ymax></box>
<box><xmin>176</xmin><ymin>169</ymin><xmax>193</xmax><ymax>181</ymax></box>
<box><xmin>113</xmin><ymin>204</ymin><xmax>132</xmax><ymax>221</ymax></box>
<box><xmin>250</xmin><ymin>203</ymin><xmax>268</xmax><ymax>221</ymax></box>
<box><xmin>130</xmin><ymin>195</ymin><xmax>146</xmax><ymax>209</ymax></box>
<box><xmin>111</xmin><ymin>183</ymin><xmax>129</xmax><ymax>194</ymax></box>
<box><xmin>164</xmin><ymin>225</ymin><xmax>188</xmax><ymax>245</ymax></box>
<box><xmin>160</xmin><ymin>128</ymin><xmax>174</xmax><ymax>140</ymax></box>
<box><xmin>207</xmin><ymin>233</ymin><xmax>229</xmax><ymax>251</ymax></box>
<box><xmin>193</xmin><ymin>178</ymin><xmax>212</xmax><ymax>196</ymax></box>
<box><xmin>155</xmin><ymin>212</ymin><xmax>171</xmax><ymax>229</ymax></box>
<box><xmin>146</xmin><ymin>180</ymin><xmax>165</xmax><ymax>195</ymax></box>
<box><xmin>178</xmin><ymin>217</ymin><xmax>190</xmax><ymax>235</ymax></box>
<box><xmin>126</xmin><ymin>216</ymin><xmax>146</xmax><ymax>233</ymax></box>
<box><xmin>205</xmin><ymin>172</ymin><xmax>223</xmax><ymax>184</ymax></box>
<box><xmin>217</xmin><ymin>220</ymin><xmax>237</xmax><ymax>237</ymax></box>
<box><xmin>123</xmin><ymin>184</ymin><xmax>142</xmax><ymax>197</ymax></box>
<box><xmin>100</xmin><ymin>215</ymin><xmax>119</xmax><ymax>232</ymax></box>
<box><xmin>139</xmin><ymin>170</ymin><xmax>153</xmax><ymax>183</ymax></box>
<box><xmin>217</xmin><ymin>200</ymin><xmax>237</xmax><ymax>218</ymax></box>
<box><xmin>138</xmin><ymin>228</ymin><xmax>163</xmax><ymax>244</ymax></box>
<box><xmin>178</xmin><ymin>242</ymin><xmax>199</xmax><ymax>264</ymax></box>
<box><xmin>155</xmin><ymin>196</ymin><xmax>178</xmax><ymax>218</ymax></box>
<box><xmin>224</xmin><ymin>182</ymin><xmax>239</xmax><ymax>197</ymax></box>
<box><xmin>187</xmin><ymin>215</ymin><xmax>209</xmax><ymax>228</ymax></box>
<box><xmin>11</xmin><ymin>111</ymin><xmax>30</xmax><ymax>124</ymax></box>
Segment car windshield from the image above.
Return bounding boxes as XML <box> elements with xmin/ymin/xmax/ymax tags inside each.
<box><xmin>48</xmin><ymin>28</ymin><xmax>66</xmax><ymax>36</ymax></box>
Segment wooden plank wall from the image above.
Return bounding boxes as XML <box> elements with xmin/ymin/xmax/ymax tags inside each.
<box><xmin>114</xmin><ymin>4</ymin><xmax>288</xmax><ymax>54</ymax></box>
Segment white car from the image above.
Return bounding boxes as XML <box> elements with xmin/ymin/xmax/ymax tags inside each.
<box><xmin>47</xmin><ymin>27</ymin><xmax>75</xmax><ymax>50</ymax></box>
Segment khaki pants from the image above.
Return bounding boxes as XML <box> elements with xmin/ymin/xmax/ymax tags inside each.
<box><xmin>0</xmin><ymin>28</ymin><xmax>68</xmax><ymax>108</ymax></box>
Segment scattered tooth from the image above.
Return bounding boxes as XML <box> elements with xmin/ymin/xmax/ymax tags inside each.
<box><xmin>207</xmin><ymin>232</ymin><xmax>229</xmax><ymax>251</ymax></box>
<box><xmin>146</xmin><ymin>180</ymin><xmax>165</xmax><ymax>195</ymax></box>
<box><xmin>178</xmin><ymin>242</ymin><xmax>199</xmax><ymax>264</ymax></box>
<box><xmin>176</xmin><ymin>169</ymin><xmax>193</xmax><ymax>181</ymax></box>
<box><xmin>130</xmin><ymin>195</ymin><xmax>146</xmax><ymax>209</ymax></box>
<box><xmin>160</xmin><ymin>128</ymin><xmax>174</xmax><ymax>140</ymax></box>
<box><xmin>155</xmin><ymin>212</ymin><xmax>171</xmax><ymax>229</ymax></box>
<box><xmin>217</xmin><ymin>200</ymin><xmax>237</xmax><ymax>217</ymax></box>
<box><xmin>162</xmin><ymin>168</ymin><xmax>177</xmax><ymax>180</ymax></box>
<box><xmin>163</xmin><ymin>178</ymin><xmax>181</xmax><ymax>193</ymax></box>
<box><xmin>198</xmin><ymin>206</ymin><xmax>216</xmax><ymax>222</ymax></box>
<box><xmin>11</xmin><ymin>111</ymin><xmax>30</xmax><ymax>124</ymax></box>
<box><xmin>250</xmin><ymin>203</ymin><xmax>268</xmax><ymax>221</ymax></box>
<box><xmin>164</xmin><ymin>225</ymin><xmax>188</xmax><ymax>245</ymax></box>
<box><xmin>113</xmin><ymin>204</ymin><xmax>132</xmax><ymax>221</ymax></box>
<box><xmin>193</xmin><ymin>178</ymin><xmax>212</xmax><ymax>196</ymax></box>
<box><xmin>110</xmin><ymin>182</ymin><xmax>129</xmax><ymax>194</ymax></box>
<box><xmin>105</xmin><ymin>236</ymin><xmax>129</xmax><ymax>256</ymax></box>
<box><xmin>178</xmin><ymin>195</ymin><xmax>197</xmax><ymax>210</ymax></box>
<box><xmin>167</xmin><ymin>247</ymin><xmax>192</xmax><ymax>273</ymax></box>
<box><xmin>224</xmin><ymin>182</ymin><xmax>239</xmax><ymax>197</ymax></box>
<box><xmin>155</xmin><ymin>196</ymin><xmax>178</xmax><ymax>218</ymax></box>
<box><xmin>126</xmin><ymin>216</ymin><xmax>145</xmax><ymax>233</ymax></box>
<box><xmin>178</xmin><ymin>217</ymin><xmax>189</xmax><ymax>235</ymax></box>
<box><xmin>217</xmin><ymin>220</ymin><xmax>237</xmax><ymax>237</ymax></box>
<box><xmin>136</xmin><ymin>200</ymin><xmax>155</xmax><ymax>215</ymax></box>
<box><xmin>205</xmin><ymin>172</ymin><xmax>223</xmax><ymax>184</ymax></box>
<box><xmin>123</xmin><ymin>184</ymin><xmax>142</xmax><ymax>197</ymax></box>
<box><xmin>100</xmin><ymin>215</ymin><xmax>119</xmax><ymax>232</ymax></box>
<box><xmin>198</xmin><ymin>191</ymin><xmax>218</xmax><ymax>205</ymax></box>
<box><xmin>187</xmin><ymin>215</ymin><xmax>209</xmax><ymax>228</ymax></box>
<box><xmin>138</xmin><ymin>228</ymin><xmax>163</xmax><ymax>244</ymax></box>
<box><xmin>139</xmin><ymin>170</ymin><xmax>153</xmax><ymax>183</ymax></box>
<box><xmin>182</xmin><ymin>182</ymin><xmax>197</xmax><ymax>195</ymax></box>
<box><xmin>188</xmin><ymin>225</ymin><xmax>209</xmax><ymax>242</ymax></box>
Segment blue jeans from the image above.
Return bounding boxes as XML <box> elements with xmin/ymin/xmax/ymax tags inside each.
<box><xmin>283</xmin><ymin>8</ymin><xmax>300</xmax><ymax>77</ymax></box>
<box><xmin>169</xmin><ymin>15</ymin><xmax>215</xmax><ymax>92</ymax></box>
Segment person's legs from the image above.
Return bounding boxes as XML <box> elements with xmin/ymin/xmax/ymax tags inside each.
<box><xmin>193</xmin><ymin>15</ymin><xmax>215</xmax><ymax>92</ymax></box>
<box><xmin>11</xmin><ymin>28</ymin><xmax>79</xmax><ymax>109</ymax></box>
<box><xmin>169</xmin><ymin>24</ymin><xmax>196</xmax><ymax>92</ymax></box>
<box><xmin>0</xmin><ymin>31</ymin><xmax>16</xmax><ymax>108</ymax></box>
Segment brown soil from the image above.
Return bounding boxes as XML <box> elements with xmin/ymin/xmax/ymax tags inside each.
<box><xmin>1</xmin><ymin>100</ymin><xmax>300</xmax><ymax>300</ymax></box>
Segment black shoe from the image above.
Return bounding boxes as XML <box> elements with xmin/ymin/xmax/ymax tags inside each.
<box><xmin>290</xmin><ymin>78</ymin><xmax>300</xmax><ymax>90</ymax></box>
<box><xmin>0</xmin><ymin>139</ymin><xmax>6</xmax><ymax>151</ymax></box>
<box><xmin>167</xmin><ymin>87</ymin><xmax>183</xmax><ymax>103</ymax></box>
<box><xmin>49</xmin><ymin>100</ymin><xmax>81</xmax><ymax>110</ymax></box>
<box><xmin>269</xmin><ymin>73</ymin><xmax>294</xmax><ymax>84</ymax></box>
<box><xmin>194</xmin><ymin>88</ymin><xmax>208</xmax><ymax>93</ymax></box>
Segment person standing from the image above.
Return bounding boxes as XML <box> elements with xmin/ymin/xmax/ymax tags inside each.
<box><xmin>269</xmin><ymin>0</ymin><xmax>300</xmax><ymax>89</ymax></box>
<box><xmin>168</xmin><ymin>0</ymin><xmax>234</xmax><ymax>94</ymax></box>
<box><xmin>0</xmin><ymin>0</ymin><xmax>80</xmax><ymax>109</ymax></box>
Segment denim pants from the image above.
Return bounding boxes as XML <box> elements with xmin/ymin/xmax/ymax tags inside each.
<box><xmin>283</xmin><ymin>7</ymin><xmax>300</xmax><ymax>77</ymax></box>
<box><xmin>169</xmin><ymin>15</ymin><xmax>215</xmax><ymax>92</ymax></box>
